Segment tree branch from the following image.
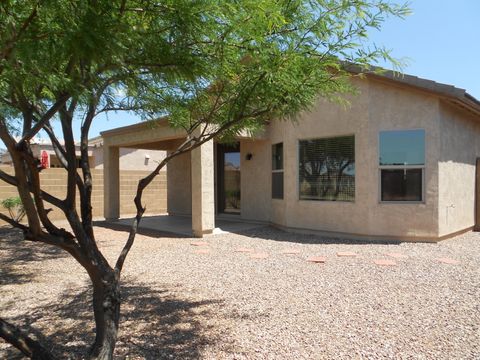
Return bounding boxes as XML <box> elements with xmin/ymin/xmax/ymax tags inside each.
<box><xmin>0</xmin><ymin>213</ymin><xmax>28</xmax><ymax>231</ymax></box>
<box><xmin>79</xmin><ymin>98</ymin><xmax>97</xmax><ymax>240</ymax></box>
<box><xmin>16</xmin><ymin>93</ymin><xmax>70</xmax><ymax>149</ymax></box>
<box><xmin>0</xmin><ymin>318</ymin><xmax>54</xmax><ymax>360</ymax></box>
<box><xmin>0</xmin><ymin>168</ymin><xmax>64</xmax><ymax>209</ymax></box>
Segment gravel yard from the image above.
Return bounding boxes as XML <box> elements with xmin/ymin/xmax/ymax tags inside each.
<box><xmin>1</xmin><ymin>225</ymin><xmax>479</xmax><ymax>359</ymax></box>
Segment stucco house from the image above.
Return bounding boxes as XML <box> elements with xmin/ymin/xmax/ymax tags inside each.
<box><xmin>101</xmin><ymin>69</ymin><xmax>480</xmax><ymax>241</ymax></box>
<box><xmin>88</xmin><ymin>136</ymin><xmax>166</xmax><ymax>171</ymax></box>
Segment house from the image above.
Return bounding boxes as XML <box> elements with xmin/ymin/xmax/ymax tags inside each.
<box><xmin>0</xmin><ymin>138</ymin><xmax>95</xmax><ymax>168</ymax></box>
<box><xmin>101</xmin><ymin>70</ymin><xmax>480</xmax><ymax>241</ymax></box>
<box><xmin>0</xmin><ymin>136</ymin><xmax>166</xmax><ymax>171</ymax></box>
<box><xmin>88</xmin><ymin>136</ymin><xmax>165</xmax><ymax>170</ymax></box>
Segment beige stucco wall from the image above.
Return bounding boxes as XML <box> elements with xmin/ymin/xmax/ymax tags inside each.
<box><xmin>93</xmin><ymin>147</ymin><xmax>166</xmax><ymax>171</ymax></box>
<box><xmin>240</xmin><ymin>139</ymin><xmax>271</xmax><ymax>222</ymax></box>
<box><xmin>240</xmin><ymin>78</ymin><xmax>442</xmax><ymax>239</ymax></box>
<box><xmin>438</xmin><ymin>102</ymin><xmax>480</xmax><ymax>236</ymax></box>
<box><xmin>134</xmin><ymin>76</ymin><xmax>478</xmax><ymax>240</ymax></box>
<box><xmin>166</xmin><ymin>151</ymin><xmax>192</xmax><ymax>215</ymax></box>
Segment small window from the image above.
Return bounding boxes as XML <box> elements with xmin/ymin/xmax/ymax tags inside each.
<box><xmin>379</xmin><ymin>129</ymin><xmax>425</xmax><ymax>202</ymax></box>
<box><xmin>272</xmin><ymin>143</ymin><xmax>284</xmax><ymax>199</ymax></box>
<box><xmin>298</xmin><ymin>136</ymin><xmax>355</xmax><ymax>201</ymax></box>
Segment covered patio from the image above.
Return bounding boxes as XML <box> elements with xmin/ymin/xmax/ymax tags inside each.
<box><xmin>113</xmin><ymin>214</ymin><xmax>265</xmax><ymax>237</ymax></box>
<box><xmin>101</xmin><ymin>119</ymin><xmax>261</xmax><ymax>237</ymax></box>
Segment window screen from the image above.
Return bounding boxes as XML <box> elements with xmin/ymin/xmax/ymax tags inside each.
<box><xmin>299</xmin><ymin>136</ymin><xmax>355</xmax><ymax>201</ymax></box>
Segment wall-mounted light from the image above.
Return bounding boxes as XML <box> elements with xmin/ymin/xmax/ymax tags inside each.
<box><xmin>246</xmin><ymin>153</ymin><xmax>253</xmax><ymax>160</ymax></box>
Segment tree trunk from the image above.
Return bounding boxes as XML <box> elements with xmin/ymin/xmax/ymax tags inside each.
<box><xmin>88</xmin><ymin>274</ymin><xmax>121</xmax><ymax>360</ymax></box>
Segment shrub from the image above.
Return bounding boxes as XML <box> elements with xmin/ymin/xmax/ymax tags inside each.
<box><xmin>1</xmin><ymin>196</ymin><xmax>26</xmax><ymax>223</ymax></box>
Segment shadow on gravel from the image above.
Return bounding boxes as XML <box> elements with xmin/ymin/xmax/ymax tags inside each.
<box><xmin>93</xmin><ymin>220</ymin><xmax>190</xmax><ymax>239</ymax></box>
<box><xmin>0</xmin><ymin>227</ymin><xmax>68</xmax><ymax>286</ymax></box>
<box><xmin>1</xmin><ymin>282</ymin><xmax>226</xmax><ymax>359</ymax></box>
<box><xmin>237</xmin><ymin>226</ymin><xmax>405</xmax><ymax>245</ymax></box>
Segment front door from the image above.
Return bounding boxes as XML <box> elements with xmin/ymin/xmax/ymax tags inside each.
<box><xmin>217</xmin><ymin>143</ymin><xmax>241</xmax><ymax>214</ymax></box>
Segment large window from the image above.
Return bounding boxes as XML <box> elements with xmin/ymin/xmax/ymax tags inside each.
<box><xmin>272</xmin><ymin>143</ymin><xmax>284</xmax><ymax>199</ymax></box>
<box><xmin>379</xmin><ymin>129</ymin><xmax>425</xmax><ymax>202</ymax></box>
<box><xmin>299</xmin><ymin>136</ymin><xmax>355</xmax><ymax>201</ymax></box>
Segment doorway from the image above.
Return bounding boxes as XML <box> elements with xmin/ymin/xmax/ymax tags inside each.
<box><xmin>217</xmin><ymin>143</ymin><xmax>241</xmax><ymax>214</ymax></box>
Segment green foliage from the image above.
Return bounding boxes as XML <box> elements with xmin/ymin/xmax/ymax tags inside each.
<box><xmin>0</xmin><ymin>1</ymin><xmax>410</xmax><ymax>356</ymax></box>
<box><xmin>0</xmin><ymin>0</ymin><xmax>410</xmax><ymax>142</ymax></box>
<box><xmin>1</xmin><ymin>196</ymin><xmax>25</xmax><ymax>222</ymax></box>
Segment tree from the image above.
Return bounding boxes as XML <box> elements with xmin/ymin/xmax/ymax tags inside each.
<box><xmin>0</xmin><ymin>1</ymin><xmax>409</xmax><ymax>358</ymax></box>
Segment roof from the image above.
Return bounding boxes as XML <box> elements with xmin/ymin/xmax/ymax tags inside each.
<box><xmin>98</xmin><ymin>67</ymin><xmax>480</xmax><ymax>139</ymax></box>
<box><xmin>100</xmin><ymin>117</ymin><xmax>169</xmax><ymax>138</ymax></box>
<box><xmin>346</xmin><ymin>64</ymin><xmax>480</xmax><ymax>117</ymax></box>
<box><xmin>88</xmin><ymin>135</ymin><xmax>104</xmax><ymax>147</ymax></box>
<box><xmin>13</xmin><ymin>136</ymin><xmax>84</xmax><ymax>147</ymax></box>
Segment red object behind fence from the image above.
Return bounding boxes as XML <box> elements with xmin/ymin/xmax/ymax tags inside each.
<box><xmin>41</xmin><ymin>150</ymin><xmax>49</xmax><ymax>169</ymax></box>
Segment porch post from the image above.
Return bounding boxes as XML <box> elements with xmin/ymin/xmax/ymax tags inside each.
<box><xmin>191</xmin><ymin>140</ymin><xmax>215</xmax><ymax>237</ymax></box>
<box><xmin>104</xmin><ymin>144</ymin><xmax>120</xmax><ymax>220</ymax></box>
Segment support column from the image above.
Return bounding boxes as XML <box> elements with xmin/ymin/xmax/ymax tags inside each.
<box><xmin>104</xmin><ymin>144</ymin><xmax>120</xmax><ymax>220</ymax></box>
<box><xmin>191</xmin><ymin>140</ymin><xmax>215</xmax><ymax>237</ymax></box>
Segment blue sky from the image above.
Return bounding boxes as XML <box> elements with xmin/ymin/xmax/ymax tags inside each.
<box><xmin>368</xmin><ymin>0</ymin><xmax>480</xmax><ymax>99</ymax></box>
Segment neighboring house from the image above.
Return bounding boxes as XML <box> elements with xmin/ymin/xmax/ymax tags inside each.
<box><xmin>0</xmin><ymin>136</ymin><xmax>166</xmax><ymax>171</ymax></box>
<box><xmin>0</xmin><ymin>138</ymin><xmax>95</xmax><ymax>168</ymax></box>
<box><xmin>89</xmin><ymin>136</ymin><xmax>166</xmax><ymax>171</ymax></box>
<box><xmin>101</xmin><ymin>69</ymin><xmax>480</xmax><ymax>241</ymax></box>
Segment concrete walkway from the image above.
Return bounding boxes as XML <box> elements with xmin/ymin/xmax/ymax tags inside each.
<box><xmin>114</xmin><ymin>214</ymin><xmax>266</xmax><ymax>237</ymax></box>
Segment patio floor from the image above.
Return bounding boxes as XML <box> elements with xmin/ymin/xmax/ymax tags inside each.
<box><xmin>112</xmin><ymin>214</ymin><xmax>266</xmax><ymax>237</ymax></box>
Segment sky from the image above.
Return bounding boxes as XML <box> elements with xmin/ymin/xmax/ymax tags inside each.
<box><xmin>368</xmin><ymin>0</ymin><xmax>480</xmax><ymax>99</ymax></box>
<box><xmin>83</xmin><ymin>1</ymin><xmax>479</xmax><ymax>139</ymax></box>
<box><xmin>7</xmin><ymin>0</ymin><xmax>480</xmax><ymax>143</ymax></box>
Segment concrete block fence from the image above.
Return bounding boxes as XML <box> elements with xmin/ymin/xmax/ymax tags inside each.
<box><xmin>0</xmin><ymin>166</ymin><xmax>167</xmax><ymax>225</ymax></box>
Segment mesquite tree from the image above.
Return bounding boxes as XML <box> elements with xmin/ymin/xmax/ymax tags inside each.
<box><xmin>0</xmin><ymin>1</ymin><xmax>408</xmax><ymax>358</ymax></box>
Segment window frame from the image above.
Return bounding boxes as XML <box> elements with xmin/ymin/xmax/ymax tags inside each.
<box><xmin>297</xmin><ymin>134</ymin><xmax>356</xmax><ymax>202</ymax></box>
<box><xmin>377</xmin><ymin>129</ymin><xmax>426</xmax><ymax>204</ymax></box>
<box><xmin>272</xmin><ymin>142</ymin><xmax>284</xmax><ymax>200</ymax></box>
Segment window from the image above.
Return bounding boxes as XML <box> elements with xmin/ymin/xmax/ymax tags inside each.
<box><xmin>272</xmin><ymin>143</ymin><xmax>283</xmax><ymax>199</ymax></box>
<box><xmin>379</xmin><ymin>129</ymin><xmax>425</xmax><ymax>202</ymax></box>
<box><xmin>298</xmin><ymin>136</ymin><xmax>355</xmax><ymax>201</ymax></box>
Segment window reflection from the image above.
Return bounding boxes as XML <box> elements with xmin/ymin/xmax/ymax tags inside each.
<box><xmin>299</xmin><ymin>136</ymin><xmax>355</xmax><ymax>201</ymax></box>
<box><xmin>379</xmin><ymin>129</ymin><xmax>425</xmax><ymax>166</ymax></box>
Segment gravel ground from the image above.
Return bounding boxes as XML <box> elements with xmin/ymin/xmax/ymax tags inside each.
<box><xmin>1</xmin><ymin>225</ymin><xmax>479</xmax><ymax>359</ymax></box>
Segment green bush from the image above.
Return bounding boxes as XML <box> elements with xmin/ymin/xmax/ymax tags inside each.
<box><xmin>1</xmin><ymin>196</ymin><xmax>26</xmax><ymax>223</ymax></box>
